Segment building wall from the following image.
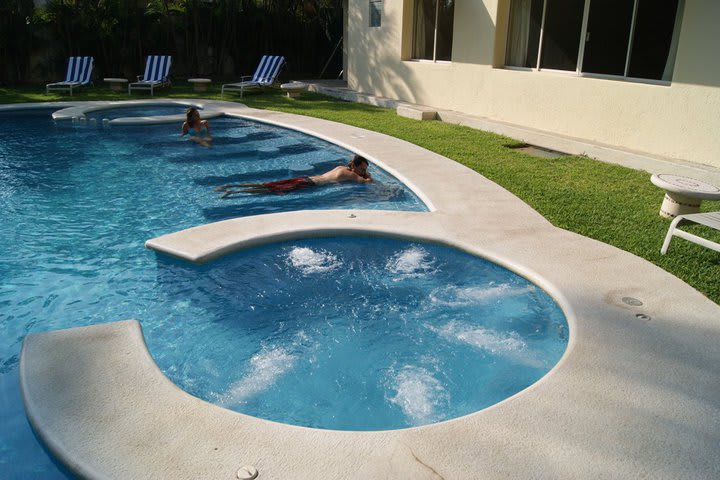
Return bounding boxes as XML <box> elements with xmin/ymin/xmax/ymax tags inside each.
<box><xmin>347</xmin><ymin>0</ymin><xmax>720</xmax><ymax>170</ymax></box>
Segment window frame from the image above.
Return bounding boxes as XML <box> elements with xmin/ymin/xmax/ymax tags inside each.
<box><xmin>505</xmin><ymin>0</ymin><xmax>681</xmax><ymax>85</ymax></box>
<box><xmin>369</xmin><ymin>0</ymin><xmax>382</xmax><ymax>28</ymax></box>
<box><xmin>411</xmin><ymin>0</ymin><xmax>454</xmax><ymax>63</ymax></box>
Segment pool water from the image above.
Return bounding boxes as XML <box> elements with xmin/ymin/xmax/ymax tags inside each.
<box><xmin>0</xmin><ymin>108</ymin><xmax>426</xmax><ymax>478</ymax></box>
<box><xmin>150</xmin><ymin>237</ymin><xmax>568</xmax><ymax>431</ymax></box>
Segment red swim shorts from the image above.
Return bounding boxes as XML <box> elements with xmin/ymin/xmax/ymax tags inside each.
<box><xmin>262</xmin><ymin>177</ymin><xmax>315</xmax><ymax>194</ymax></box>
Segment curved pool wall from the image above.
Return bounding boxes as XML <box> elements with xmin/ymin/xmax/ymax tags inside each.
<box><xmin>148</xmin><ymin>236</ymin><xmax>568</xmax><ymax>431</ymax></box>
<box><xmin>11</xmin><ymin>99</ymin><xmax>720</xmax><ymax>480</ymax></box>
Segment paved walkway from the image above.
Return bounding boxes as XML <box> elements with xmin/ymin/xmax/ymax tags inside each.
<box><xmin>303</xmin><ymin>80</ymin><xmax>720</xmax><ymax>186</ymax></box>
<box><xmin>18</xmin><ymin>99</ymin><xmax>720</xmax><ymax>479</ymax></box>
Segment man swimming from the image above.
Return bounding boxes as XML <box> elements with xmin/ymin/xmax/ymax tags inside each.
<box><xmin>215</xmin><ymin>155</ymin><xmax>372</xmax><ymax>198</ymax></box>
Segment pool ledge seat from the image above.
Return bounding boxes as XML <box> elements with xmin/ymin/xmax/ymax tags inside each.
<box><xmin>19</xmin><ymin>320</ymin><xmax>443</xmax><ymax>480</ymax></box>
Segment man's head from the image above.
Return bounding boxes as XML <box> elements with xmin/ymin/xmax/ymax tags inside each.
<box><xmin>349</xmin><ymin>155</ymin><xmax>369</xmax><ymax>178</ymax></box>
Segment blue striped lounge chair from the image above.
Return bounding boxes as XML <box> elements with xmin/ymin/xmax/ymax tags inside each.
<box><xmin>46</xmin><ymin>56</ymin><xmax>94</xmax><ymax>96</ymax></box>
<box><xmin>221</xmin><ymin>55</ymin><xmax>286</xmax><ymax>98</ymax></box>
<box><xmin>128</xmin><ymin>55</ymin><xmax>172</xmax><ymax>96</ymax></box>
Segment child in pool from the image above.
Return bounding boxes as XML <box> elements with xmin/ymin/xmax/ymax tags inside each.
<box><xmin>181</xmin><ymin>107</ymin><xmax>212</xmax><ymax>147</ymax></box>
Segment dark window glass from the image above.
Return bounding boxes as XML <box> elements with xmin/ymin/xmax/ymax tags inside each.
<box><xmin>540</xmin><ymin>0</ymin><xmax>585</xmax><ymax>71</ymax></box>
<box><xmin>370</xmin><ymin>1</ymin><xmax>382</xmax><ymax>28</ymax></box>
<box><xmin>435</xmin><ymin>0</ymin><xmax>455</xmax><ymax>61</ymax></box>
<box><xmin>413</xmin><ymin>0</ymin><xmax>454</xmax><ymax>61</ymax></box>
<box><xmin>413</xmin><ymin>0</ymin><xmax>436</xmax><ymax>60</ymax></box>
<box><xmin>505</xmin><ymin>0</ymin><xmax>544</xmax><ymax>68</ymax></box>
<box><xmin>628</xmin><ymin>0</ymin><xmax>680</xmax><ymax>80</ymax></box>
<box><xmin>582</xmin><ymin>0</ymin><xmax>634</xmax><ymax>75</ymax></box>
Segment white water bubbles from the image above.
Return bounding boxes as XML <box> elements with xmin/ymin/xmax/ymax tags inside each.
<box><xmin>426</xmin><ymin>320</ymin><xmax>545</xmax><ymax>368</ymax></box>
<box><xmin>429</xmin><ymin>283</ymin><xmax>536</xmax><ymax>307</ymax></box>
<box><xmin>386</xmin><ymin>365</ymin><xmax>450</xmax><ymax>426</ymax></box>
<box><xmin>217</xmin><ymin>331</ymin><xmax>316</xmax><ymax>407</ymax></box>
<box><xmin>285</xmin><ymin>247</ymin><xmax>342</xmax><ymax>275</ymax></box>
<box><xmin>217</xmin><ymin>346</ymin><xmax>297</xmax><ymax>407</ymax></box>
<box><xmin>386</xmin><ymin>245</ymin><xmax>437</xmax><ymax>279</ymax></box>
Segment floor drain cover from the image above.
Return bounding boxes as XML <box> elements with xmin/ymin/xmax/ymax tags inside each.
<box><xmin>509</xmin><ymin>144</ymin><xmax>566</xmax><ymax>159</ymax></box>
<box><xmin>622</xmin><ymin>297</ymin><xmax>643</xmax><ymax>306</ymax></box>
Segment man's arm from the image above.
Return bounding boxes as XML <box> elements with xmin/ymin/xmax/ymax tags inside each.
<box><xmin>352</xmin><ymin>172</ymin><xmax>372</xmax><ymax>183</ymax></box>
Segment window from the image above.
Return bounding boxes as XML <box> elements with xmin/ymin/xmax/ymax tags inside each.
<box><xmin>370</xmin><ymin>1</ymin><xmax>382</xmax><ymax>28</ymax></box>
<box><xmin>505</xmin><ymin>0</ymin><xmax>683</xmax><ymax>82</ymax></box>
<box><xmin>582</xmin><ymin>0</ymin><xmax>634</xmax><ymax>76</ymax></box>
<box><xmin>412</xmin><ymin>0</ymin><xmax>455</xmax><ymax>61</ymax></box>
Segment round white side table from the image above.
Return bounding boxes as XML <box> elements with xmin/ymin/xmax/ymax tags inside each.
<box><xmin>650</xmin><ymin>174</ymin><xmax>720</xmax><ymax>218</ymax></box>
<box><xmin>280</xmin><ymin>82</ymin><xmax>307</xmax><ymax>98</ymax></box>
<box><xmin>188</xmin><ymin>78</ymin><xmax>211</xmax><ymax>92</ymax></box>
<box><xmin>104</xmin><ymin>78</ymin><xmax>128</xmax><ymax>91</ymax></box>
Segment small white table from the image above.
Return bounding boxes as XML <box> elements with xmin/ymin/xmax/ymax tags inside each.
<box><xmin>650</xmin><ymin>173</ymin><xmax>720</xmax><ymax>218</ymax></box>
<box><xmin>103</xmin><ymin>78</ymin><xmax>128</xmax><ymax>91</ymax></box>
<box><xmin>188</xmin><ymin>78</ymin><xmax>211</xmax><ymax>92</ymax></box>
<box><xmin>280</xmin><ymin>82</ymin><xmax>307</xmax><ymax>98</ymax></box>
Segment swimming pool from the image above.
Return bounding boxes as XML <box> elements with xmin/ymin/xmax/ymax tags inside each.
<box><xmin>12</xmin><ymin>101</ymin><xmax>720</xmax><ymax>480</ymax></box>
<box><xmin>0</xmin><ymin>107</ymin><xmax>427</xmax><ymax>478</ymax></box>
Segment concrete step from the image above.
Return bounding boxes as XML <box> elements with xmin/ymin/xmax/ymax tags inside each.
<box><xmin>396</xmin><ymin>104</ymin><xmax>437</xmax><ymax>121</ymax></box>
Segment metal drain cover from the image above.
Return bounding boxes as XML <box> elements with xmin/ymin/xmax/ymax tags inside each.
<box><xmin>622</xmin><ymin>297</ymin><xmax>643</xmax><ymax>306</ymax></box>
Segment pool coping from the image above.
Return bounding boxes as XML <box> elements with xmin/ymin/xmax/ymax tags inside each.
<box><xmin>17</xmin><ymin>99</ymin><xmax>720</xmax><ymax>479</ymax></box>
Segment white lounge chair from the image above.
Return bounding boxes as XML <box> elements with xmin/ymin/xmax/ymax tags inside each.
<box><xmin>46</xmin><ymin>56</ymin><xmax>94</xmax><ymax>96</ymax></box>
<box><xmin>661</xmin><ymin>211</ymin><xmax>720</xmax><ymax>254</ymax></box>
<box><xmin>128</xmin><ymin>55</ymin><xmax>172</xmax><ymax>96</ymax></box>
<box><xmin>221</xmin><ymin>55</ymin><xmax>286</xmax><ymax>98</ymax></box>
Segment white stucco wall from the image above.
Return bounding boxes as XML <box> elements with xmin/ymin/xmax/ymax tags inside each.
<box><xmin>347</xmin><ymin>0</ymin><xmax>720</xmax><ymax>170</ymax></box>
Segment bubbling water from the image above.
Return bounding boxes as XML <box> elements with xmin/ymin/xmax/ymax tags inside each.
<box><xmin>429</xmin><ymin>284</ymin><xmax>536</xmax><ymax>306</ymax></box>
<box><xmin>155</xmin><ymin>237</ymin><xmax>568</xmax><ymax>431</ymax></box>
<box><xmin>386</xmin><ymin>246</ymin><xmax>437</xmax><ymax>278</ymax></box>
<box><xmin>218</xmin><ymin>347</ymin><xmax>297</xmax><ymax>407</ymax></box>
<box><xmin>386</xmin><ymin>365</ymin><xmax>450</xmax><ymax>425</ymax></box>
<box><xmin>286</xmin><ymin>247</ymin><xmax>342</xmax><ymax>275</ymax></box>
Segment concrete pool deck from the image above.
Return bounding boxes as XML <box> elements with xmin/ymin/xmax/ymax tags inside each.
<box><xmin>17</xmin><ymin>100</ymin><xmax>720</xmax><ymax>479</ymax></box>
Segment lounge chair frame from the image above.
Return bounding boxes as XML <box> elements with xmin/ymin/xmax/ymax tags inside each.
<box><xmin>221</xmin><ymin>55</ymin><xmax>286</xmax><ymax>98</ymax></box>
<box><xmin>128</xmin><ymin>55</ymin><xmax>172</xmax><ymax>96</ymax></box>
<box><xmin>660</xmin><ymin>211</ymin><xmax>720</xmax><ymax>254</ymax></box>
<box><xmin>46</xmin><ymin>57</ymin><xmax>94</xmax><ymax>96</ymax></box>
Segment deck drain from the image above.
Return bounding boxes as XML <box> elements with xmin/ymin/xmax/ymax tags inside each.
<box><xmin>237</xmin><ymin>465</ymin><xmax>258</xmax><ymax>480</ymax></box>
<box><xmin>622</xmin><ymin>297</ymin><xmax>643</xmax><ymax>307</ymax></box>
<box><xmin>508</xmin><ymin>144</ymin><xmax>567</xmax><ymax>159</ymax></box>
<box><xmin>635</xmin><ymin>313</ymin><xmax>651</xmax><ymax>321</ymax></box>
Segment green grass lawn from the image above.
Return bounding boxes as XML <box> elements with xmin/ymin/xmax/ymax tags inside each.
<box><xmin>2</xmin><ymin>84</ymin><xmax>719</xmax><ymax>304</ymax></box>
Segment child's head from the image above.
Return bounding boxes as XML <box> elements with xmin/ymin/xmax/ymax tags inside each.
<box><xmin>186</xmin><ymin>107</ymin><xmax>200</xmax><ymax>123</ymax></box>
